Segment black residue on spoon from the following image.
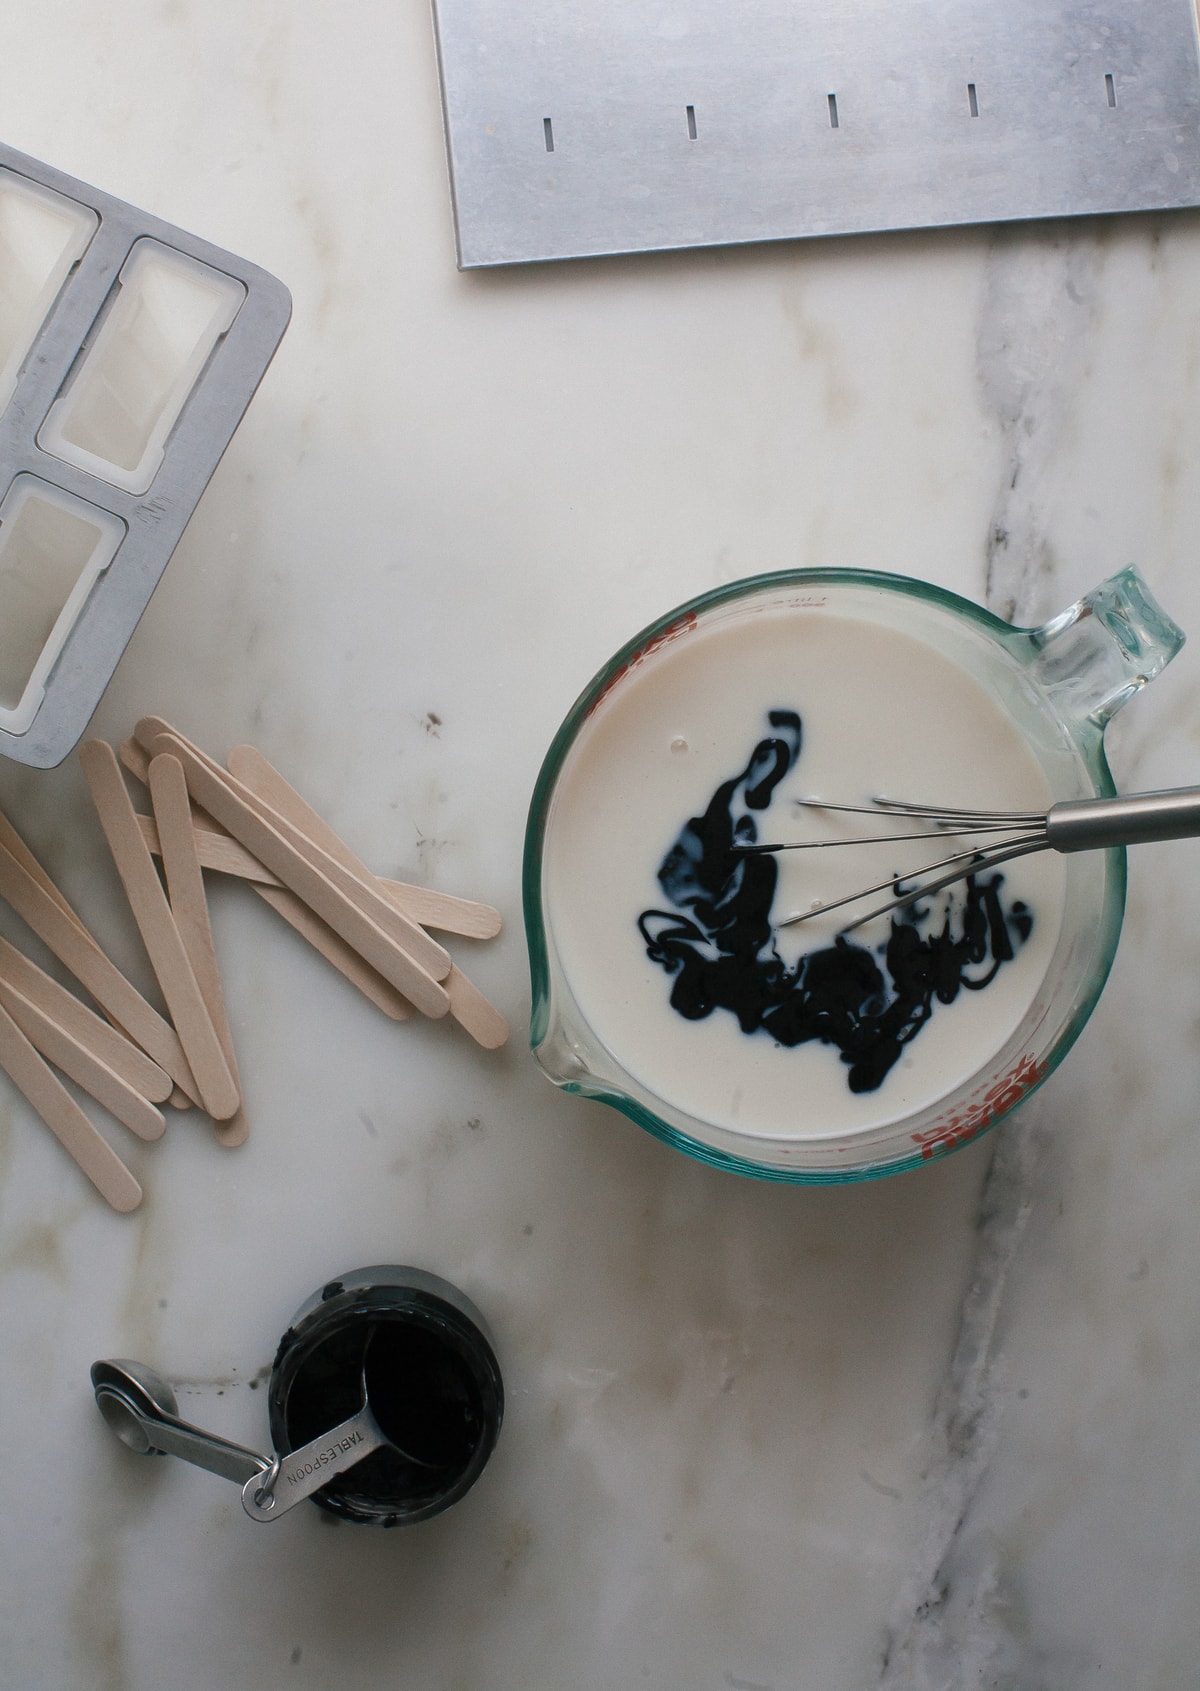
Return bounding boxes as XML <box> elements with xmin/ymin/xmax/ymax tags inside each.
<box><xmin>637</xmin><ymin>709</ymin><xmax>1033</xmax><ymax>1094</ymax></box>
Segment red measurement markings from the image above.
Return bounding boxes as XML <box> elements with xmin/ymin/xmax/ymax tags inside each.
<box><xmin>585</xmin><ymin>613</ymin><xmax>698</xmax><ymax>718</ymax></box>
<box><xmin>911</xmin><ymin>1052</ymin><xmax>1046</xmax><ymax>1161</ymax></box>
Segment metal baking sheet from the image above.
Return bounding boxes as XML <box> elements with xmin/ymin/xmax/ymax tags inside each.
<box><xmin>432</xmin><ymin>0</ymin><xmax>1200</xmax><ymax>267</ymax></box>
<box><xmin>0</xmin><ymin>142</ymin><xmax>290</xmax><ymax>768</ymax></box>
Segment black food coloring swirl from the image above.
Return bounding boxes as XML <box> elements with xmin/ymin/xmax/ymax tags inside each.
<box><xmin>637</xmin><ymin>710</ymin><xmax>1033</xmax><ymax>1094</ymax></box>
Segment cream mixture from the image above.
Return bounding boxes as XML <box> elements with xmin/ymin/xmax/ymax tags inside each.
<box><xmin>541</xmin><ymin>605</ymin><xmax>1066</xmax><ymax>1142</ymax></box>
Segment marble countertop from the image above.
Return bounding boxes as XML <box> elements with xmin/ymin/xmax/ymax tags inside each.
<box><xmin>3</xmin><ymin>5</ymin><xmax>1200</xmax><ymax>1688</ymax></box>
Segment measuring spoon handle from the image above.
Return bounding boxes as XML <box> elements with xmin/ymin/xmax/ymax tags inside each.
<box><xmin>241</xmin><ymin>1406</ymin><xmax>387</xmax><ymax>1521</ymax></box>
<box><xmin>149</xmin><ymin>1416</ymin><xmax>270</xmax><ymax>1486</ymax></box>
<box><xmin>97</xmin><ymin>1386</ymin><xmax>270</xmax><ymax>1485</ymax></box>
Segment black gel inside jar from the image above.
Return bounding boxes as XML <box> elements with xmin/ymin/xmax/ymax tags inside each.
<box><xmin>267</xmin><ymin>1266</ymin><xmax>503</xmax><ymax>1527</ymax></box>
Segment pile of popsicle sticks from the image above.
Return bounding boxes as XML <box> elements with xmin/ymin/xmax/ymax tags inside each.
<box><xmin>0</xmin><ymin>716</ymin><xmax>505</xmax><ymax>1213</ymax></box>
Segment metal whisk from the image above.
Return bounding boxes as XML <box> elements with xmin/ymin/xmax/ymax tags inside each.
<box><xmin>734</xmin><ymin>786</ymin><xmax>1200</xmax><ymax>930</ymax></box>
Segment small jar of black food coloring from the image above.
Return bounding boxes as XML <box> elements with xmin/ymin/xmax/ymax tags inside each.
<box><xmin>267</xmin><ymin>1266</ymin><xmax>503</xmax><ymax>1527</ymax></box>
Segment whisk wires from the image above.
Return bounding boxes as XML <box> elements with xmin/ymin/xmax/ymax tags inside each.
<box><xmin>733</xmin><ymin>797</ymin><xmax>1052</xmax><ymax>931</ymax></box>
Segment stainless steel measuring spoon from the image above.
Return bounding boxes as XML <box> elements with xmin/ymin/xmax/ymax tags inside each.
<box><xmin>241</xmin><ymin>1333</ymin><xmax>444</xmax><ymax>1521</ymax></box>
<box><xmin>92</xmin><ymin>1350</ymin><xmax>442</xmax><ymax>1524</ymax></box>
<box><xmin>90</xmin><ymin>1359</ymin><xmax>272</xmax><ymax>1487</ymax></box>
<box><xmin>242</xmin><ymin>1400</ymin><xmax>397</xmax><ymax>1520</ymax></box>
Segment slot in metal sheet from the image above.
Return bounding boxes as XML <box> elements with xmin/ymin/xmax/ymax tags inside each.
<box><xmin>433</xmin><ymin>0</ymin><xmax>1200</xmax><ymax>267</ymax></box>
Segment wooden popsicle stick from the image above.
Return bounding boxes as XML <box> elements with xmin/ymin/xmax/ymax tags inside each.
<box><xmin>0</xmin><ymin>977</ymin><xmax>166</xmax><ymax>1142</ymax></box>
<box><xmin>226</xmin><ymin>744</ymin><xmax>503</xmax><ymax>938</ymax></box>
<box><xmin>135</xmin><ymin>719</ymin><xmax>453</xmax><ymax>982</ymax></box>
<box><xmin>377</xmin><ymin>881</ymin><xmax>501</xmax><ymax>941</ymax></box>
<box><xmin>0</xmin><ymin>810</ymin><xmax>80</xmax><ymax>923</ymax></box>
<box><xmin>126</xmin><ymin>740</ymin><xmax>497</xmax><ymax>937</ymax></box>
<box><xmin>213</xmin><ymin>767</ymin><xmax>420</xmax><ymax>1014</ymax></box>
<box><xmin>0</xmin><ymin>999</ymin><xmax>142</xmax><ymax>1212</ymax></box>
<box><xmin>225</xmin><ymin>744</ymin><xmax>508</xmax><ymax>1049</ymax></box>
<box><xmin>0</xmin><ymin>808</ymin><xmax>96</xmax><ymax>942</ymax></box>
<box><xmin>253</xmin><ymin>886</ymin><xmax>415</xmax><ymax>1019</ymax></box>
<box><xmin>149</xmin><ymin>753</ymin><xmax>248</xmax><ymax>1147</ymax></box>
<box><xmin>124</xmin><ymin>739</ymin><xmax>234</xmax><ymax>846</ymax></box>
<box><xmin>0</xmin><ymin>836</ymin><xmax>200</xmax><ymax>1098</ymax></box>
<box><xmin>0</xmin><ymin>937</ymin><xmax>172</xmax><ymax>1103</ymax></box>
<box><xmin>0</xmin><ymin>805</ymin><xmax>172</xmax><ymax>1074</ymax></box>
<box><xmin>118</xmin><ymin>735</ymin><xmax>152</xmax><ymax>786</ymax></box>
<box><xmin>137</xmin><ymin>812</ymin><xmax>279</xmax><ymax>884</ymax></box>
<box><xmin>135</xmin><ymin>722</ymin><xmax>450</xmax><ymax>1019</ymax></box>
<box><xmin>130</xmin><ymin>794</ymin><xmax>412</xmax><ymax>1018</ymax></box>
<box><xmin>124</xmin><ymin>739</ymin><xmax>235</xmax><ymax>846</ymax></box>
<box><xmin>80</xmin><ymin>741</ymin><xmax>239</xmax><ymax>1121</ymax></box>
<box><xmin>443</xmin><ymin>965</ymin><xmax>509</xmax><ymax>1049</ymax></box>
<box><xmin>136</xmin><ymin>807</ymin><xmax>499</xmax><ymax>937</ymax></box>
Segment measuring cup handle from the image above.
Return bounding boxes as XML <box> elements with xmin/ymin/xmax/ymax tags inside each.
<box><xmin>1022</xmin><ymin>566</ymin><xmax>1185</xmax><ymax>730</ymax></box>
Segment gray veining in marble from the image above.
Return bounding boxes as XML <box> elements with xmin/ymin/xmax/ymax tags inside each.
<box><xmin>2</xmin><ymin>5</ymin><xmax>1200</xmax><ymax>1689</ymax></box>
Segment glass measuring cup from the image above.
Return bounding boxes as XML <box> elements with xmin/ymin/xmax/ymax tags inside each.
<box><xmin>524</xmin><ymin>566</ymin><xmax>1184</xmax><ymax>1182</ymax></box>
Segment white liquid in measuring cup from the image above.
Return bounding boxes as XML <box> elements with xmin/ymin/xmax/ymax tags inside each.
<box><xmin>541</xmin><ymin>605</ymin><xmax>1066</xmax><ymax>1143</ymax></box>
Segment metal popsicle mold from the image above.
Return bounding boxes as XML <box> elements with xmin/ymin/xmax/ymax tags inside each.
<box><xmin>433</xmin><ymin>0</ymin><xmax>1200</xmax><ymax>268</ymax></box>
<box><xmin>0</xmin><ymin>142</ymin><xmax>290</xmax><ymax>767</ymax></box>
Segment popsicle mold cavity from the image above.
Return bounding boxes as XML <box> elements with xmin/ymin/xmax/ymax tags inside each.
<box><xmin>39</xmin><ymin>239</ymin><xmax>246</xmax><ymax>494</ymax></box>
<box><xmin>0</xmin><ymin>169</ymin><xmax>97</xmax><ymax>412</ymax></box>
<box><xmin>0</xmin><ymin>477</ymin><xmax>123</xmax><ymax>733</ymax></box>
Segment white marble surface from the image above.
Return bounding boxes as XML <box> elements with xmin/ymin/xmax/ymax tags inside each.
<box><xmin>2</xmin><ymin>5</ymin><xmax>1200</xmax><ymax>1688</ymax></box>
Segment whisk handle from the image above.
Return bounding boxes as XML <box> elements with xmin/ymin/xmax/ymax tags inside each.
<box><xmin>1047</xmin><ymin>786</ymin><xmax>1200</xmax><ymax>853</ymax></box>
